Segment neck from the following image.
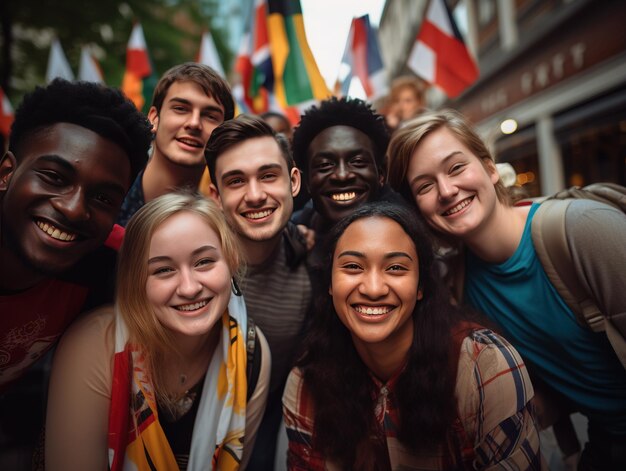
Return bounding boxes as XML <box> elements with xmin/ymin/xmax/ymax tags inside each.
<box><xmin>242</xmin><ymin>233</ymin><xmax>282</xmax><ymax>266</ymax></box>
<box><xmin>465</xmin><ymin>203</ymin><xmax>531</xmax><ymax>263</ymax></box>
<box><xmin>354</xmin><ymin>329</ymin><xmax>412</xmax><ymax>383</ymax></box>
<box><xmin>0</xmin><ymin>245</ymin><xmax>46</xmax><ymax>292</ymax></box>
<box><xmin>142</xmin><ymin>151</ymin><xmax>204</xmax><ymax>202</ymax></box>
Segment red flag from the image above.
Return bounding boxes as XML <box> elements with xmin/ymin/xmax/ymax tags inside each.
<box><xmin>407</xmin><ymin>0</ymin><xmax>478</xmax><ymax>97</ymax></box>
<box><xmin>0</xmin><ymin>86</ymin><xmax>14</xmax><ymax>140</ymax></box>
<box><xmin>121</xmin><ymin>23</ymin><xmax>155</xmax><ymax>112</ymax></box>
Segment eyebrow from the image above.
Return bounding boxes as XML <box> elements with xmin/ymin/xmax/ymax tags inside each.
<box><xmin>409</xmin><ymin>151</ymin><xmax>463</xmax><ymax>186</ymax></box>
<box><xmin>168</xmin><ymin>97</ymin><xmax>224</xmax><ymax>117</ymax></box>
<box><xmin>220</xmin><ymin>163</ymin><xmax>283</xmax><ymax>182</ymax></box>
<box><xmin>148</xmin><ymin>245</ymin><xmax>218</xmax><ymax>264</ymax></box>
<box><xmin>337</xmin><ymin>250</ymin><xmax>413</xmax><ymax>261</ymax></box>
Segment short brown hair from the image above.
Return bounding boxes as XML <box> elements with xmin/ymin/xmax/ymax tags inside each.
<box><xmin>389</xmin><ymin>75</ymin><xmax>425</xmax><ymax>104</ymax></box>
<box><xmin>151</xmin><ymin>62</ymin><xmax>234</xmax><ymax>120</ymax></box>
<box><xmin>387</xmin><ymin>108</ymin><xmax>510</xmax><ymax>205</ymax></box>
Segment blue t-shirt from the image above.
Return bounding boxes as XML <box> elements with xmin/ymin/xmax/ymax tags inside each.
<box><xmin>464</xmin><ymin>203</ymin><xmax>626</xmax><ymax>435</ymax></box>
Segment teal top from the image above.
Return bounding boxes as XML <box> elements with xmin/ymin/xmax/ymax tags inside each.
<box><xmin>464</xmin><ymin>203</ymin><xmax>626</xmax><ymax>435</ymax></box>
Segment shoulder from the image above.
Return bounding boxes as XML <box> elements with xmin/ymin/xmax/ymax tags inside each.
<box><xmin>456</xmin><ymin>329</ymin><xmax>533</xmax><ymax>430</ymax></box>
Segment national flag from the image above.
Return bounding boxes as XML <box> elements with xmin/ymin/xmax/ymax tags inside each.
<box><xmin>407</xmin><ymin>0</ymin><xmax>478</xmax><ymax>98</ymax></box>
<box><xmin>339</xmin><ymin>14</ymin><xmax>388</xmax><ymax>100</ymax></box>
<box><xmin>266</xmin><ymin>0</ymin><xmax>330</xmax><ymax>108</ymax></box>
<box><xmin>78</xmin><ymin>46</ymin><xmax>104</xmax><ymax>83</ymax></box>
<box><xmin>46</xmin><ymin>38</ymin><xmax>75</xmax><ymax>83</ymax></box>
<box><xmin>234</xmin><ymin>0</ymin><xmax>272</xmax><ymax>113</ymax></box>
<box><xmin>121</xmin><ymin>23</ymin><xmax>157</xmax><ymax>113</ymax></box>
<box><xmin>197</xmin><ymin>30</ymin><xmax>225</xmax><ymax>78</ymax></box>
<box><xmin>0</xmin><ymin>86</ymin><xmax>14</xmax><ymax>140</ymax></box>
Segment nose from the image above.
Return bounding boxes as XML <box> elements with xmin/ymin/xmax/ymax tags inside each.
<box><xmin>177</xmin><ymin>268</ymin><xmax>203</xmax><ymax>298</ymax></box>
<box><xmin>50</xmin><ymin>188</ymin><xmax>90</xmax><ymax>222</ymax></box>
<box><xmin>437</xmin><ymin>176</ymin><xmax>458</xmax><ymax>200</ymax></box>
<box><xmin>331</xmin><ymin>160</ymin><xmax>354</xmax><ymax>182</ymax></box>
<box><xmin>358</xmin><ymin>269</ymin><xmax>389</xmax><ymax>299</ymax></box>
<box><xmin>244</xmin><ymin>179</ymin><xmax>267</xmax><ymax>206</ymax></box>
<box><xmin>185</xmin><ymin>109</ymin><xmax>202</xmax><ymax>130</ymax></box>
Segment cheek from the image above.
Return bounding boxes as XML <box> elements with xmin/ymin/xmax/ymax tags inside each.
<box><xmin>145</xmin><ymin>279</ymin><xmax>170</xmax><ymax>307</ymax></box>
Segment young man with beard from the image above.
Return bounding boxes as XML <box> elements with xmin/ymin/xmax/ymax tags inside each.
<box><xmin>0</xmin><ymin>79</ymin><xmax>151</xmax><ymax>466</ymax></box>
<box><xmin>291</xmin><ymin>97</ymin><xmax>403</xmax><ymax>264</ymax></box>
<box><xmin>205</xmin><ymin>115</ymin><xmax>311</xmax><ymax>470</ymax></box>
<box><xmin>117</xmin><ymin>62</ymin><xmax>234</xmax><ymax>226</ymax></box>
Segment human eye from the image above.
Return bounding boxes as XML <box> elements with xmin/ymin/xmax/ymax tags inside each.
<box><xmin>260</xmin><ymin>172</ymin><xmax>278</xmax><ymax>181</ymax></box>
<box><xmin>449</xmin><ymin>162</ymin><xmax>466</xmax><ymax>175</ymax></box>
<box><xmin>349</xmin><ymin>155</ymin><xmax>369</xmax><ymax>167</ymax></box>
<box><xmin>340</xmin><ymin>261</ymin><xmax>362</xmax><ymax>271</ymax></box>
<box><xmin>387</xmin><ymin>264</ymin><xmax>408</xmax><ymax>272</ymax></box>
<box><xmin>94</xmin><ymin>193</ymin><xmax>115</xmax><ymax>206</ymax></box>
<box><xmin>415</xmin><ymin>181</ymin><xmax>433</xmax><ymax>195</ymax></box>
<box><xmin>195</xmin><ymin>257</ymin><xmax>216</xmax><ymax>269</ymax></box>
<box><xmin>312</xmin><ymin>159</ymin><xmax>333</xmax><ymax>171</ymax></box>
<box><xmin>37</xmin><ymin>169</ymin><xmax>66</xmax><ymax>186</ymax></box>
<box><xmin>202</xmin><ymin>111</ymin><xmax>222</xmax><ymax>122</ymax></box>
<box><xmin>152</xmin><ymin>266</ymin><xmax>174</xmax><ymax>276</ymax></box>
<box><xmin>226</xmin><ymin>177</ymin><xmax>245</xmax><ymax>187</ymax></box>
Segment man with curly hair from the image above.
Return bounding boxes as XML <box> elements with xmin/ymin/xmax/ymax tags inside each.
<box><xmin>0</xmin><ymin>79</ymin><xmax>152</xmax><ymax>392</ymax></box>
<box><xmin>292</xmin><ymin>97</ymin><xmax>402</xmax><ymax>260</ymax></box>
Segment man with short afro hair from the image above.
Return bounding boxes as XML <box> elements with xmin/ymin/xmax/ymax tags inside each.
<box><xmin>292</xmin><ymin>97</ymin><xmax>403</xmax><ymax>263</ymax></box>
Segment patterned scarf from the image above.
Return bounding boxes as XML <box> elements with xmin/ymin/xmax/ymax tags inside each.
<box><xmin>107</xmin><ymin>294</ymin><xmax>248</xmax><ymax>471</ymax></box>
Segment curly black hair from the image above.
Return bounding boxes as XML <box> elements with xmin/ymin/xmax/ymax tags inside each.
<box><xmin>9</xmin><ymin>79</ymin><xmax>152</xmax><ymax>182</ymax></box>
<box><xmin>291</xmin><ymin>97</ymin><xmax>389</xmax><ymax>174</ymax></box>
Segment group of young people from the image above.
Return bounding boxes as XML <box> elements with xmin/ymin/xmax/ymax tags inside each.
<box><xmin>1</xmin><ymin>60</ymin><xmax>624</xmax><ymax>471</ymax></box>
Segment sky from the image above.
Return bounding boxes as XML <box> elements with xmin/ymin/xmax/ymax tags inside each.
<box><xmin>300</xmin><ymin>0</ymin><xmax>386</xmax><ymax>93</ymax></box>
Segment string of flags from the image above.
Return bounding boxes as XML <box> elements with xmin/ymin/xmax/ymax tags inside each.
<box><xmin>32</xmin><ymin>0</ymin><xmax>479</xmax><ymax>120</ymax></box>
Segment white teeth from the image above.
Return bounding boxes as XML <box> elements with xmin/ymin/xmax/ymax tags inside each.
<box><xmin>244</xmin><ymin>209</ymin><xmax>273</xmax><ymax>220</ymax></box>
<box><xmin>176</xmin><ymin>300</ymin><xmax>208</xmax><ymax>311</ymax></box>
<box><xmin>443</xmin><ymin>197</ymin><xmax>473</xmax><ymax>216</ymax></box>
<box><xmin>355</xmin><ymin>305</ymin><xmax>391</xmax><ymax>315</ymax></box>
<box><xmin>36</xmin><ymin>221</ymin><xmax>77</xmax><ymax>242</ymax></box>
<box><xmin>178</xmin><ymin>138</ymin><xmax>202</xmax><ymax>148</ymax></box>
<box><xmin>331</xmin><ymin>192</ymin><xmax>356</xmax><ymax>201</ymax></box>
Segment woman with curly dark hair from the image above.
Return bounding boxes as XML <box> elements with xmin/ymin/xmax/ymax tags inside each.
<box><xmin>282</xmin><ymin>202</ymin><xmax>541</xmax><ymax>470</ymax></box>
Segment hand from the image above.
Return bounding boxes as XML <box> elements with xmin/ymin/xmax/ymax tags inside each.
<box><xmin>297</xmin><ymin>224</ymin><xmax>316</xmax><ymax>252</ymax></box>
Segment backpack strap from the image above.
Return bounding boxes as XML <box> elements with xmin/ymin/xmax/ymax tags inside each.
<box><xmin>531</xmin><ymin>200</ymin><xmax>605</xmax><ymax>332</ymax></box>
<box><xmin>246</xmin><ymin>317</ymin><xmax>262</xmax><ymax>401</ymax></box>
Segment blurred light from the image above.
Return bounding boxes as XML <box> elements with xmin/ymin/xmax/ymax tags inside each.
<box><xmin>500</xmin><ymin>119</ymin><xmax>518</xmax><ymax>134</ymax></box>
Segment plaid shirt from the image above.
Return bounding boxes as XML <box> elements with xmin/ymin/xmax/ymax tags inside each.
<box><xmin>283</xmin><ymin>329</ymin><xmax>542</xmax><ymax>470</ymax></box>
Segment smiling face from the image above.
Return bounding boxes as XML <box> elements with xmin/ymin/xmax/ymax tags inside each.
<box><xmin>148</xmin><ymin>80</ymin><xmax>225</xmax><ymax>169</ymax></box>
<box><xmin>330</xmin><ymin>216</ymin><xmax>421</xmax><ymax>354</ymax></box>
<box><xmin>0</xmin><ymin>122</ymin><xmax>131</xmax><ymax>276</ymax></box>
<box><xmin>406</xmin><ymin>126</ymin><xmax>500</xmax><ymax>241</ymax></box>
<box><xmin>146</xmin><ymin>211</ymin><xmax>232</xmax><ymax>339</ymax></box>
<box><xmin>213</xmin><ymin>136</ymin><xmax>300</xmax><ymax>244</ymax></box>
<box><xmin>307</xmin><ymin>126</ymin><xmax>383</xmax><ymax>226</ymax></box>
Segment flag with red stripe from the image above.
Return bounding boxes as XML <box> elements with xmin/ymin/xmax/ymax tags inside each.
<box><xmin>121</xmin><ymin>23</ymin><xmax>157</xmax><ymax>113</ymax></box>
<box><xmin>0</xmin><ymin>86</ymin><xmax>14</xmax><ymax>140</ymax></box>
<box><xmin>407</xmin><ymin>0</ymin><xmax>478</xmax><ymax>97</ymax></box>
<box><xmin>340</xmin><ymin>14</ymin><xmax>387</xmax><ymax>99</ymax></box>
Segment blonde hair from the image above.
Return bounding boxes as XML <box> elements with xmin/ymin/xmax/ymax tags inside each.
<box><xmin>116</xmin><ymin>192</ymin><xmax>243</xmax><ymax>404</ymax></box>
<box><xmin>387</xmin><ymin>108</ymin><xmax>510</xmax><ymax>206</ymax></box>
<box><xmin>389</xmin><ymin>75</ymin><xmax>425</xmax><ymax>104</ymax></box>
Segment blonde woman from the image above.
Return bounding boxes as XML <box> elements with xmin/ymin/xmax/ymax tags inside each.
<box><xmin>45</xmin><ymin>193</ymin><xmax>270</xmax><ymax>471</ymax></box>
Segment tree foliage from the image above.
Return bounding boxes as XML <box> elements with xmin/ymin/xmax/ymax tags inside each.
<box><xmin>0</xmin><ymin>0</ymin><xmax>234</xmax><ymax>104</ymax></box>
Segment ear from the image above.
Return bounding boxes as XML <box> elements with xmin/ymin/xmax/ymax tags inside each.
<box><xmin>147</xmin><ymin>106</ymin><xmax>159</xmax><ymax>132</ymax></box>
<box><xmin>484</xmin><ymin>159</ymin><xmax>500</xmax><ymax>185</ymax></box>
<box><xmin>328</xmin><ymin>284</ymin><xmax>333</xmax><ymax>296</ymax></box>
<box><xmin>0</xmin><ymin>151</ymin><xmax>17</xmax><ymax>191</ymax></box>
<box><xmin>208</xmin><ymin>183</ymin><xmax>221</xmax><ymax>207</ymax></box>
<box><xmin>417</xmin><ymin>287</ymin><xmax>424</xmax><ymax>301</ymax></box>
<box><xmin>290</xmin><ymin>167</ymin><xmax>302</xmax><ymax>198</ymax></box>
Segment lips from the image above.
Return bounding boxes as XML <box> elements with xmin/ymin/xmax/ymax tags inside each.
<box><xmin>174</xmin><ymin>298</ymin><xmax>210</xmax><ymax>312</ymax></box>
<box><xmin>35</xmin><ymin>219</ymin><xmax>78</xmax><ymax>242</ymax></box>
<box><xmin>242</xmin><ymin>208</ymin><xmax>275</xmax><ymax>220</ymax></box>
<box><xmin>442</xmin><ymin>196</ymin><xmax>474</xmax><ymax>216</ymax></box>
<box><xmin>176</xmin><ymin>136</ymin><xmax>203</xmax><ymax>148</ymax></box>
<box><xmin>353</xmin><ymin>304</ymin><xmax>395</xmax><ymax>316</ymax></box>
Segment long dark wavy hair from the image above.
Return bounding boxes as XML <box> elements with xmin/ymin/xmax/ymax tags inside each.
<box><xmin>297</xmin><ymin>201</ymin><xmax>469</xmax><ymax>467</ymax></box>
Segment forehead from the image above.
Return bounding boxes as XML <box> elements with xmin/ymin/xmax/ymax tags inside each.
<box><xmin>335</xmin><ymin>216</ymin><xmax>416</xmax><ymax>256</ymax></box>
<box><xmin>17</xmin><ymin>122</ymin><xmax>131</xmax><ymax>186</ymax></box>
<box><xmin>215</xmin><ymin>136</ymin><xmax>288</xmax><ymax>175</ymax></box>
<box><xmin>150</xmin><ymin>211</ymin><xmax>221</xmax><ymax>254</ymax></box>
<box><xmin>307</xmin><ymin>125</ymin><xmax>375</xmax><ymax>157</ymax></box>
<box><xmin>163</xmin><ymin>80</ymin><xmax>224</xmax><ymax>111</ymax></box>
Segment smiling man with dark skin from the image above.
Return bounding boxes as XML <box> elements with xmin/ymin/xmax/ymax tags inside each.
<box><xmin>0</xmin><ymin>79</ymin><xmax>151</xmax><ymax>392</ymax></box>
<box><xmin>292</xmin><ymin>97</ymin><xmax>402</xmax><ymax>263</ymax></box>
